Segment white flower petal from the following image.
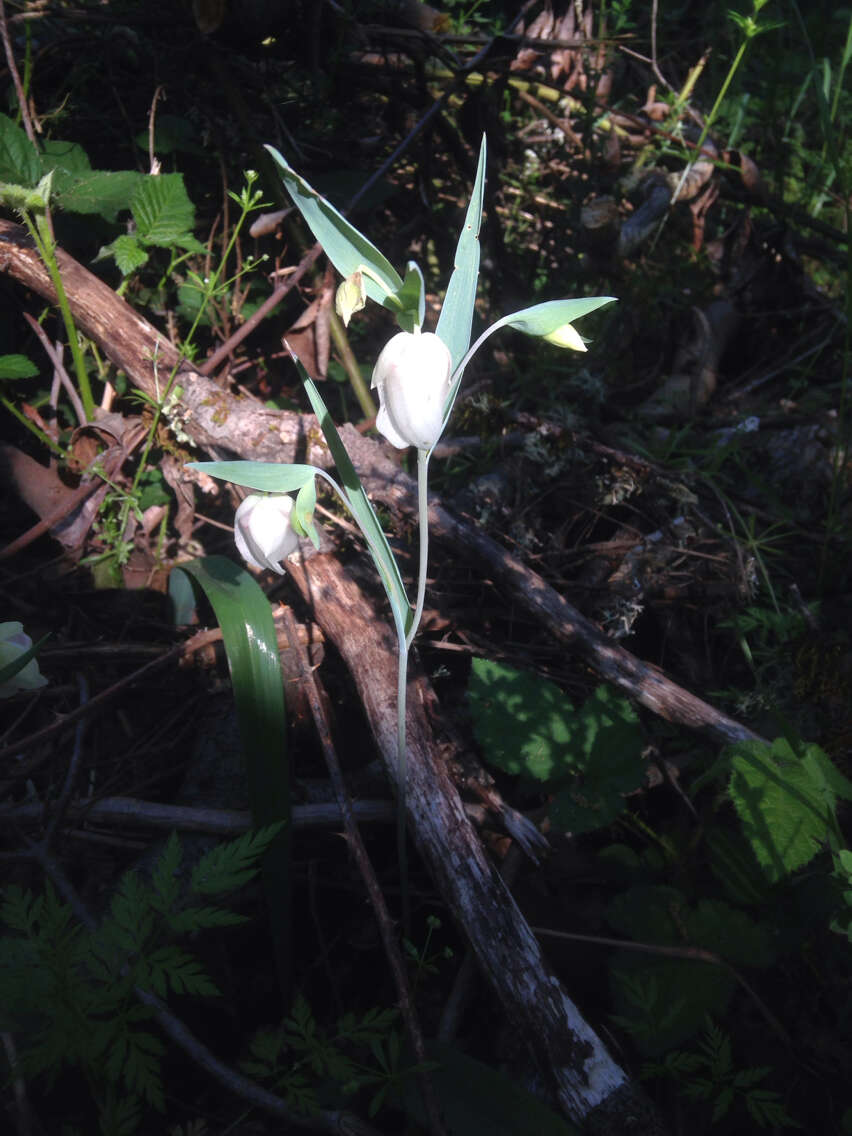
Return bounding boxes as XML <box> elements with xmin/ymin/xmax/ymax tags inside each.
<box><xmin>234</xmin><ymin>495</ymin><xmax>299</xmax><ymax>574</ymax></box>
<box><xmin>371</xmin><ymin>331</ymin><xmax>452</xmax><ymax>451</ymax></box>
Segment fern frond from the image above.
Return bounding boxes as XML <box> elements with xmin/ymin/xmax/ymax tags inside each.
<box><xmin>190</xmin><ymin>822</ymin><xmax>285</xmax><ymax>895</ymax></box>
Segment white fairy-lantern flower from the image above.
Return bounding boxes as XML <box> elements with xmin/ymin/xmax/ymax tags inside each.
<box><xmin>371</xmin><ymin>330</ymin><xmax>452</xmax><ymax>451</ymax></box>
<box><xmin>234</xmin><ymin>494</ymin><xmax>299</xmax><ymax>574</ymax></box>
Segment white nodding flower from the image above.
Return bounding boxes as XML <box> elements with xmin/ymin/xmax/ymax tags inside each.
<box><xmin>234</xmin><ymin>495</ymin><xmax>299</xmax><ymax>574</ymax></box>
<box><xmin>0</xmin><ymin>622</ymin><xmax>47</xmax><ymax>698</ymax></box>
<box><xmin>371</xmin><ymin>330</ymin><xmax>452</xmax><ymax>451</ymax></box>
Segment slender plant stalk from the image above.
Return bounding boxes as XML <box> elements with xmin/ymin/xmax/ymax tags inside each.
<box><xmin>397</xmin><ymin>640</ymin><xmax>410</xmax><ymax>933</ymax></box>
<box><xmin>24</xmin><ymin>212</ymin><xmax>95</xmax><ymax>419</ymax></box>
<box><xmin>406</xmin><ymin>449</ymin><xmax>431</xmax><ymax>650</ymax></box>
<box><xmin>328</xmin><ymin>308</ymin><xmax>376</xmax><ymax>418</ymax></box>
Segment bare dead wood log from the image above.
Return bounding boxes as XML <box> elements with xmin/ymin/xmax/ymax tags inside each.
<box><xmin>284</xmin><ymin>549</ymin><xmax>666</xmax><ymax>1134</ymax></box>
<box><xmin>0</xmin><ymin>217</ymin><xmax>760</xmax><ymax>747</ymax></box>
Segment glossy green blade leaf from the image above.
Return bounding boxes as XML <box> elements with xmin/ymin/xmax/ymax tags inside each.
<box><xmin>265</xmin><ymin>145</ymin><xmax>403</xmax><ymax>310</ymax></box>
<box><xmin>439</xmin><ymin>293</ymin><xmax>617</xmax><ymax>438</ymax></box>
<box><xmin>436</xmin><ymin>135</ymin><xmax>486</xmax><ymax>373</ymax></box>
<box><xmin>171</xmin><ymin>555</ymin><xmax>291</xmax><ymax>994</ymax></box>
<box><xmin>493</xmin><ymin>296</ymin><xmax>618</xmax><ymax>338</ymax></box>
<box><xmin>396</xmin><ymin>260</ymin><xmax>426</xmax><ymax>332</ymax></box>
<box><xmin>186</xmin><ymin>460</ymin><xmax>318</xmax><ymax>494</ymax></box>
<box><xmin>293</xmin><ymin>476</ymin><xmax>320</xmax><ymax>549</ymax></box>
<box><xmin>289</xmin><ymin>352</ymin><xmax>411</xmax><ymax>640</ymax></box>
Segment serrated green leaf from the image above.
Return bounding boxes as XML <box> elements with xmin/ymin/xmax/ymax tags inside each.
<box><xmin>266</xmin><ymin>145</ymin><xmax>404</xmax><ymax>310</ymax></box>
<box><xmin>167</xmin><ymin>906</ymin><xmax>247</xmax><ymax>933</ymax></box>
<box><xmin>131</xmin><ymin>173</ymin><xmax>196</xmax><ymax>247</ymax></box>
<box><xmin>190</xmin><ymin>821</ymin><xmax>286</xmax><ymax>895</ymax></box>
<box><xmin>54</xmin><ymin>170</ymin><xmax>143</xmax><ymax>222</ymax></box>
<box><xmin>727</xmin><ymin>737</ymin><xmax>836</xmax><ymax>883</ymax></box>
<box><xmin>0</xmin><ymin>112</ymin><xmax>40</xmax><ymax>186</ymax></box>
<box><xmin>467</xmin><ymin>657</ymin><xmax>575</xmax><ymax>780</ymax></box>
<box><xmin>467</xmin><ymin>662</ymin><xmax>643</xmax><ymax>831</ymax></box>
<box><xmin>104</xmin><ymin>234</ymin><xmax>149</xmax><ymax>276</ymax></box>
<box><xmin>0</xmin><ymin>353</ymin><xmax>39</xmax><ymax>379</ymax></box>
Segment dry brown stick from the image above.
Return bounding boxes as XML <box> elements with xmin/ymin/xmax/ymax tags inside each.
<box><xmin>0</xmin><ymin>0</ymin><xmax>36</xmax><ymax>146</ymax></box>
<box><xmin>283</xmin><ymin>549</ymin><xmax>666</xmax><ymax>1133</ymax></box>
<box><xmin>0</xmin><ymin>644</ymin><xmax>184</xmax><ymax>771</ymax></box>
<box><xmin>0</xmin><ymin>795</ymin><xmax>487</xmax><ymax>834</ymax></box>
<box><xmin>279</xmin><ymin>606</ymin><xmax>447</xmax><ymax>1136</ymax></box>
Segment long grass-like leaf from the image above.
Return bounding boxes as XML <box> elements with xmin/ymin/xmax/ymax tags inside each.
<box><xmin>186</xmin><ymin>461</ymin><xmax>318</xmax><ymax>494</ymax></box>
<box><xmin>265</xmin><ymin>145</ymin><xmax>403</xmax><ymax>311</ymax></box>
<box><xmin>289</xmin><ymin>352</ymin><xmax>411</xmax><ymax>641</ymax></box>
<box><xmin>172</xmin><ymin>556</ymin><xmax>291</xmax><ymax>999</ymax></box>
<box><xmin>436</xmin><ymin>136</ymin><xmax>487</xmax><ymax>372</ymax></box>
<box><xmin>493</xmin><ymin>296</ymin><xmax>618</xmax><ymax>337</ymax></box>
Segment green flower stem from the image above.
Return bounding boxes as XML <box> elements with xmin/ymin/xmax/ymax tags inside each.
<box><xmin>397</xmin><ymin>638</ymin><xmax>411</xmax><ymax>933</ymax></box>
<box><xmin>406</xmin><ymin>448</ymin><xmax>431</xmax><ymax>651</ymax></box>
<box><xmin>328</xmin><ymin>309</ymin><xmax>376</xmax><ymax>419</ymax></box>
<box><xmin>25</xmin><ymin>211</ymin><xmax>95</xmax><ymax>420</ymax></box>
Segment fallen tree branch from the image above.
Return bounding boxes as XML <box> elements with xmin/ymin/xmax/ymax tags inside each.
<box><xmin>283</xmin><ymin>548</ymin><xmax>666</xmax><ymax>1132</ymax></box>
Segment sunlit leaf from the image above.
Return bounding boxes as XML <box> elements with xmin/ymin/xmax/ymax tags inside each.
<box><xmin>266</xmin><ymin>145</ymin><xmax>404</xmax><ymax>311</ymax></box>
<box><xmin>436</xmin><ymin>135</ymin><xmax>486</xmax><ymax>374</ymax></box>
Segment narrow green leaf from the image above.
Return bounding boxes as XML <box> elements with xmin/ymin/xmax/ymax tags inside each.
<box><xmin>495</xmin><ymin>296</ymin><xmax>617</xmax><ymax>338</ymax></box>
<box><xmin>436</xmin><ymin>136</ymin><xmax>487</xmax><ymax>373</ymax></box>
<box><xmin>293</xmin><ymin>476</ymin><xmax>320</xmax><ymax>549</ymax></box>
<box><xmin>396</xmin><ymin>260</ymin><xmax>426</xmax><ymax>332</ymax></box>
<box><xmin>290</xmin><ymin>352</ymin><xmax>411</xmax><ymax>639</ymax></box>
<box><xmin>171</xmin><ymin>556</ymin><xmax>291</xmax><ymax>995</ymax></box>
<box><xmin>187</xmin><ymin>460</ymin><xmax>319</xmax><ymax>495</ymax></box>
<box><xmin>265</xmin><ymin>145</ymin><xmax>404</xmax><ymax>311</ymax></box>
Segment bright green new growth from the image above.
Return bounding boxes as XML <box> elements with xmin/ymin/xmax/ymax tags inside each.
<box><xmin>189</xmin><ymin>136</ymin><xmax>616</xmax><ymax>926</ymax></box>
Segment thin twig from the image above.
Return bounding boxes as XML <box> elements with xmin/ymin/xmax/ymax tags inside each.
<box><xmin>0</xmin><ymin>0</ymin><xmax>36</xmax><ymax>144</ymax></box>
<box><xmin>0</xmin><ymin>643</ymin><xmax>184</xmax><ymax>772</ymax></box>
<box><xmin>23</xmin><ymin>311</ymin><xmax>87</xmax><ymax>425</ymax></box>
<box><xmin>532</xmin><ymin>925</ymin><xmax>791</xmax><ymax>1045</ymax></box>
<box><xmin>42</xmin><ymin>673</ymin><xmax>89</xmax><ymax>848</ymax></box>
<box><xmin>280</xmin><ymin>606</ymin><xmax>447</xmax><ymax>1136</ymax></box>
<box><xmin>0</xmin><ymin>794</ymin><xmax>487</xmax><ymax>834</ymax></box>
